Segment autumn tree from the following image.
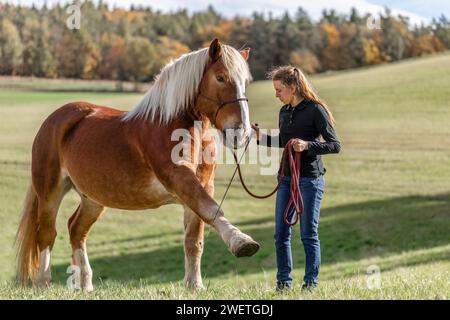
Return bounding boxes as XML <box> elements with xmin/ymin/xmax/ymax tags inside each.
<box><xmin>103</xmin><ymin>35</ymin><xmax>128</xmax><ymax>81</ymax></box>
<box><xmin>381</xmin><ymin>9</ymin><xmax>413</xmax><ymax>61</ymax></box>
<box><xmin>125</xmin><ymin>36</ymin><xmax>157</xmax><ymax>82</ymax></box>
<box><xmin>0</xmin><ymin>19</ymin><xmax>23</xmax><ymax>75</ymax></box>
<box><xmin>411</xmin><ymin>30</ymin><xmax>446</xmax><ymax>56</ymax></box>
<box><xmin>20</xmin><ymin>16</ymin><xmax>54</xmax><ymax>77</ymax></box>
<box><xmin>156</xmin><ymin>36</ymin><xmax>191</xmax><ymax>65</ymax></box>
<box><xmin>55</xmin><ymin>30</ymin><xmax>99</xmax><ymax>79</ymax></box>
<box><xmin>0</xmin><ymin>3</ymin><xmax>448</xmax><ymax>81</ymax></box>
<box><xmin>320</xmin><ymin>22</ymin><xmax>342</xmax><ymax>70</ymax></box>
<box><xmin>289</xmin><ymin>49</ymin><xmax>320</xmax><ymax>74</ymax></box>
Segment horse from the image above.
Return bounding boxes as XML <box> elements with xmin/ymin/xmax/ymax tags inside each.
<box><xmin>15</xmin><ymin>39</ymin><xmax>260</xmax><ymax>291</ymax></box>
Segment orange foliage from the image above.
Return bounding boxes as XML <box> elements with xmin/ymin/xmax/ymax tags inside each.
<box><xmin>362</xmin><ymin>38</ymin><xmax>382</xmax><ymax>65</ymax></box>
<box><xmin>412</xmin><ymin>34</ymin><xmax>446</xmax><ymax>56</ymax></box>
<box><xmin>290</xmin><ymin>49</ymin><xmax>320</xmax><ymax>74</ymax></box>
<box><xmin>104</xmin><ymin>9</ymin><xmax>142</xmax><ymax>23</ymax></box>
<box><xmin>321</xmin><ymin>22</ymin><xmax>342</xmax><ymax>70</ymax></box>
<box><xmin>157</xmin><ymin>36</ymin><xmax>190</xmax><ymax>64</ymax></box>
<box><xmin>201</xmin><ymin>20</ymin><xmax>234</xmax><ymax>46</ymax></box>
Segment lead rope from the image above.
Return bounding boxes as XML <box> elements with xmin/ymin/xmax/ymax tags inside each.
<box><xmin>233</xmin><ymin>138</ymin><xmax>304</xmax><ymax>226</ymax></box>
<box><xmin>206</xmin><ymin>136</ymin><xmax>304</xmax><ymax>244</ymax></box>
<box><xmin>204</xmin><ymin>136</ymin><xmax>252</xmax><ymax>239</ymax></box>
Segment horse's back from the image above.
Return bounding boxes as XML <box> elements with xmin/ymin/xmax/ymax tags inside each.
<box><xmin>33</xmin><ymin>101</ymin><xmax>124</xmax><ymax>172</ymax></box>
<box><xmin>49</xmin><ymin>102</ymin><xmax>176</xmax><ymax>209</ymax></box>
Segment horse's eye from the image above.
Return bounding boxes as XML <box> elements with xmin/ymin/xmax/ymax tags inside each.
<box><xmin>216</xmin><ymin>75</ymin><xmax>225</xmax><ymax>83</ymax></box>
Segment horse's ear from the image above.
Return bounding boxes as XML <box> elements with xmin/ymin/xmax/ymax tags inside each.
<box><xmin>209</xmin><ymin>38</ymin><xmax>222</xmax><ymax>62</ymax></box>
<box><xmin>240</xmin><ymin>47</ymin><xmax>251</xmax><ymax>61</ymax></box>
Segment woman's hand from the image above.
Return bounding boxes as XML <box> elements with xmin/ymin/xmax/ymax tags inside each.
<box><xmin>251</xmin><ymin>123</ymin><xmax>261</xmax><ymax>140</ymax></box>
<box><xmin>292</xmin><ymin>138</ymin><xmax>309</xmax><ymax>152</ymax></box>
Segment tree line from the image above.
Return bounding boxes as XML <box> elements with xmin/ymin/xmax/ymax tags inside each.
<box><xmin>0</xmin><ymin>1</ymin><xmax>449</xmax><ymax>82</ymax></box>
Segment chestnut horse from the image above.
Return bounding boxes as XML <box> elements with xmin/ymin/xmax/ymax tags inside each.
<box><xmin>16</xmin><ymin>39</ymin><xmax>259</xmax><ymax>291</ymax></box>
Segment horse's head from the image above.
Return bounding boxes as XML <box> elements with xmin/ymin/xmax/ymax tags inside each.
<box><xmin>197</xmin><ymin>39</ymin><xmax>252</xmax><ymax>149</ymax></box>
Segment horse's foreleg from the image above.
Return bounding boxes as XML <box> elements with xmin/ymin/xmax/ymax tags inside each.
<box><xmin>183</xmin><ymin>205</ymin><xmax>204</xmax><ymax>290</ymax></box>
<box><xmin>159</xmin><ymin>165</ymin><xmax>259</xmax><ymax>257</ymax></box>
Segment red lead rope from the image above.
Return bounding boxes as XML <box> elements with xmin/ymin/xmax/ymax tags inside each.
<box><xmin>281</xmin><ymin>139</ymin><xmax>304</xmax><ymax>226</ymax></box>
<box><xmin>234</xmin><ymin>138</ymin><xmax>304</xmax><ymax>226</ymax></box>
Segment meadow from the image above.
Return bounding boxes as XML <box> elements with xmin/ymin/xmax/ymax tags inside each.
<box><xmin>0</xmin><ymin>53</ymin><xmax>449</xmax><ymax>299</ymax></box>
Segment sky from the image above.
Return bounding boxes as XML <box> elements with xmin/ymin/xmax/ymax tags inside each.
<box><xmin>2</xmin><ymin>0</ymin><xmax>449</xmax><ymax>26</ymax></box>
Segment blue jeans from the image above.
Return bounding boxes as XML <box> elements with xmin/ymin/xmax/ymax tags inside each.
<box><xmin>274</xmin><ymin>175</ymin><xmax>324</xmax><ymax>289</ymax></box>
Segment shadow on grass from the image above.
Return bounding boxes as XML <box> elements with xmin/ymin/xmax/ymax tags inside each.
<box><xmin>51</xmin><ymin>192</ymin><xmax>450</xmax><ymax>286</ymax></box>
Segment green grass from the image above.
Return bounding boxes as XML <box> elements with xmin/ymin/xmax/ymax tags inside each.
<box><xmin>0</xmin><ymin>53</ymin><xmax>449</xmax><ymax>299</ymax></box>
<box><xmin>0</xmin><ymin>76</ymin><xmax>145</xmax><ymax>92</ymax></box>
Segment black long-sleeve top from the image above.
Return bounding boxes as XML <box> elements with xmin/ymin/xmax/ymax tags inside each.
<box><xmin>258</xmin><ymin>99</ymin><xmax>341</xmax><ymax>178</ymax></box>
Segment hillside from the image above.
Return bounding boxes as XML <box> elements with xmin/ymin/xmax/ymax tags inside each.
<box><xmin>0</xmin><ymin>53</ymin><xmax>449</xmax><ymax>299</ymax></box>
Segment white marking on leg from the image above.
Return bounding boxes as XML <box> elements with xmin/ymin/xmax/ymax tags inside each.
<box><xmin>184</xmin><ymin>254</ymin><xmax>204</xmax><ymax>290</ymax></box>
<box><xmin>73</xmin><ymin>247</ymin><xmax>94</xmax><ymax>292</ymax></box>
<box><xmin>35</xmin><ymin>247</ymin><xmax>51</xmax><ymax>288</ymax></box>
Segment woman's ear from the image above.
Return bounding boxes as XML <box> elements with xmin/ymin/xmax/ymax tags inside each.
<box><xmin>289</xmin><ymin>85</ymin><xmax>297</xmax><ymax>96</ymax></box>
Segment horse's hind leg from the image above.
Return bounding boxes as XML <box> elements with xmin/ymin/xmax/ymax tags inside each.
<box><xmin>183</xmin><ymin>205</ymin><xmax>205</xmax><ymax>290</ymax></box>
<box><xmin>34</xmin><ymin>177</ymin><xmax>72</xmax><ymax>288</ymax></box>
<box><xmin>68</xmin><ymin>197</ymin><xmax>105</xmax><ymax>292</ymax></box>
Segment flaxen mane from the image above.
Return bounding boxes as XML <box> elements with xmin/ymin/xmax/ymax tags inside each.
<box><xmin>122</xmin><ymin>45</ymin><xmax>252</xmax><ymax>124</ymax></box>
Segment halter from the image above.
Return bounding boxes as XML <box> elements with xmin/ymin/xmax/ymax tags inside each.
<box><xmin>198</xmin><ymin>93</ymin><xmax>248</xmax><ymax>126</ymax></box>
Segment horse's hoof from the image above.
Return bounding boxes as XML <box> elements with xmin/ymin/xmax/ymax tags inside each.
<box><xmin>235</xmin><ymin>241</ymin><xmax>260</xmax><ymax>257</ymax></box>
<box><xmin>186</xmin><ymin>284</ymin><xmax>206</xmax><ymax>292</ymax></box>
<box><xmin>83</xmin><ymin>285</ymin><xmax>94</xmax><ymax>292</ymax></box>
<box><xmin>33</xmin><ymin>278</ymin><xmax>52</xmax><ymax>290</ymax></box>
<box><xmin>184</xmin><ymin>278</ymin><xmax>205</xmax><ymax>291</ymax></box>
<box><xmin>228</xmin><ymin>230</ymin><xmax>260</xmax><ymax>257</ymax></box>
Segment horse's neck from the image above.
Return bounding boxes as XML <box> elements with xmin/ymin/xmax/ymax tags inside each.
<box><xmin>131</xmin><ymin>113</ymin><xmax>214</xmax><ymax>168</ymax></box>
<box><xmin>176</xmin><ymin>111</ymin><xmax>211</xmax><ymax>139</ymax></box>
<box><xmin>138</xmin><ymin>111</ymin><xmax>211</xmax><ymax>141</ymax></box>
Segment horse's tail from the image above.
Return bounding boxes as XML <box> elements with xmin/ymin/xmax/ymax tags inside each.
<box><xmin>15</xmin><ymin>183</ymin><xmax>39</xmax><ymax>286</ymax></box>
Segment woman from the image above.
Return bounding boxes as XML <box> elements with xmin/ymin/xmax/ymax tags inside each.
<box><xmin>253</xmin><ymin>66</ymin><xmax>341</xmax><ymax>291</ymax></box>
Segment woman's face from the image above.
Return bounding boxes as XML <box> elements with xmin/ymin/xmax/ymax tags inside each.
<box><xmin>273</xmin><ymin>80</ymin><xmax>295</xmax><ymax>105</ymax></box>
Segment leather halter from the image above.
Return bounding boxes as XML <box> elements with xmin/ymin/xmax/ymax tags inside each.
<box><xmin>198</xmin><ymin>93</ymin><xmax>248</xmax><ymax>126</ymax></box>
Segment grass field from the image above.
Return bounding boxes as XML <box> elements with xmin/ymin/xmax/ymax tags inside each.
<box><xmin>0</xmin><ymin>53</ymin><xmax>449</xmax><ymax>299</ymax></box>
